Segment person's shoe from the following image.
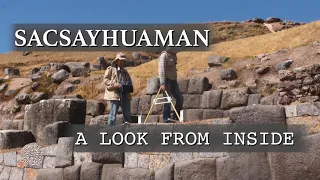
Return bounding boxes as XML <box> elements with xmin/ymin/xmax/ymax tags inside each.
<box><xmin>167</xmin><ymin>118</ymin><xmax>177</xmax><ymax>123</ymax></box>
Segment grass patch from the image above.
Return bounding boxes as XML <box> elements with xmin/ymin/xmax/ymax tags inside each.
<box><xmin>75</xmin><ymin>79</ymin><xmax>100</xmax><ymax>99</ymax></box>
<box><xmin>35</xmin><ymin>73</ymin><xmax>59</xmax><ymax>96</ymax></box>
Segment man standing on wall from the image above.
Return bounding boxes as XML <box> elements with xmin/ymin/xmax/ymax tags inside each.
<box><xmin>103</xmin><ymin>52</ymin><xmax>133</xmax><ymax>126</ymax></box>
<box><xmin>158</xmin><ymin>48</ymin><xmax>184</xmax><ymax>123</ymax></box>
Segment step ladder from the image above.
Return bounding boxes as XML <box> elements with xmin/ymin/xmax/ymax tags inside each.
<box><xmin>139</xmin><ymin>87</ymin><xmax>184</xmax><ymax>124</ymax></box>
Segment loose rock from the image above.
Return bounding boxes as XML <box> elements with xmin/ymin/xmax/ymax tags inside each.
<box><xmin>221</xmin><ymin>69</ymin><xmax>237</xmax><ymax>80</ymax></box>
<box><xmin>51</xmin><ymin>69</ymin><xmax>69</xmax><ymax>84</ymax></box>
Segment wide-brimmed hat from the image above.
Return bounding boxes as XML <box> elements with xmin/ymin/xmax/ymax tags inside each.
<box><xmin>112</xmin><ymin>52</ymin><xmax>126</xmax><ymax>64</ymax></box>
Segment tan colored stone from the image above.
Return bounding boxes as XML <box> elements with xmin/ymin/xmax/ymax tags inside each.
<box><xmin>149</xmin><ymin>154</ymin><xmax>171</xmax><ymax>171</ymax></box>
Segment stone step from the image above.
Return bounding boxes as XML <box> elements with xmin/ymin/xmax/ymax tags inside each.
<box><xmin>0</xmin><ymin>130</ymin><xmax>35</xmax><ymax>149</ymax></box>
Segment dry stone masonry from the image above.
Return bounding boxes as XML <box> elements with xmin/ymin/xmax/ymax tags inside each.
<box><xmin>278</xmin><ymin>63</ymin><xmax>320</xmax><ymax>105</ymax></box>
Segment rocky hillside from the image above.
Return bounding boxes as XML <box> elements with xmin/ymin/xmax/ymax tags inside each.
<box><xmin>0</xmin><ymin>18</ymin><xmax>319</xmax><ymax>180</ymax></box>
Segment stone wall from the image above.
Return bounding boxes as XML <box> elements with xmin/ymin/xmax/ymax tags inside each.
<box><xmin>132</xmin><ymin>77</ymin><xmax>263</xmax><ymax>122</ymax></box>
<box><xmin>1</xmin><ymin>73</ymin><xmax>320</xmax><ymax>179</ymax></box>
<box><xmin>278</xmin><ymin>63</ymin><xmax>320</xmax><ymax>105</ymax></box>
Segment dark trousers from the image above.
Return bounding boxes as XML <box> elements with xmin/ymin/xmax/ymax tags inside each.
<box><xmin>162</xmin><ymin>79</ymin><xmax>184</xmax><ymax>123</ymax></box>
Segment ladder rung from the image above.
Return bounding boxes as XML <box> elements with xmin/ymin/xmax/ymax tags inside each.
<box><xmin>153</xmin><ymin>97</ymin><xmax>172</xmax><ymax>105</ymax></box>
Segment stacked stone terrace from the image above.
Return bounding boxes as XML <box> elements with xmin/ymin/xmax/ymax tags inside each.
<box><xmin>278</xmin><ymin>63</ymin><xmax>320</xmax><ymax>105</ymax></box>
<box><xmin>132</xmin><ymin>76</ymin><xmax>260</xmax><ymax>122</ymax></box>
<box><xmin>0</xmin><ymin>66</ymin><xmax>320</xmax><ymax>179</ymax></box>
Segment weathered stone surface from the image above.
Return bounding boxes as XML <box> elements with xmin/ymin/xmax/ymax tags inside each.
<box><xmin>91</xmin><ymin>152</ymin><xmax>124</xmax><ymax>164</ymax></box>
<box><xmin>260</xmin><ymin>92</ymin><xmax>280</xmax><ymax>105</ymax></box>
<box><xmin>208</xmin><ymin>55</ymin><xmax>229</xmax><ymax>67</ymax></box>
<box><xmin>97</xmin><ymin>56</ymin><xmax>108</xmax><ymax>70</ymax></box>
<box><xmin>67</xmin><ymin>77</ymin><xmax>81</xmax><ymax>85</ymax></box>
<box><xmin>155</xmin><ymin>162</ymin><xmax>174</xmax><ymax>180</ymax></box>
<box><xmin>90</xmin><ymin>115</ymin><xmax>108</xmax><ymax>126</ymax></box>
<box><xmin>0</xmin><ymin>154</ymin><xmax>3</xmax><ymax>164</ymax></box>
<box><xmin>183</xmin><ymin>94</ymin><xmax>201</xmax><ymax>109</ymax></box>
<box><xmin>64</xmin><ymin>62</ymin><xmax>90</xmax><ymax>77</ymax></box>
<box><xmin>40</xmin><ymin>65</ymin><xmax>50</xmax><ymax>72</ymax></box>
<box><xmin>200</xmin><ymin>90</ymin><xmax>222</xmax><ymax>109</ymax></box>
<box><xmin>217</xmin><ymin>153</ymin><xmax>270</xmax><ymax>180</ymax></box>
<box><xmin>31</xmin><ymin>92</ymin><xmax>49</xmax><ymax>103</ymax></box>
<box><xmin>37</xmin><ymin>168</ymin><xmax>63</xmax><ymax>180</ymax></box>
<box><xmin>220</xmin><ymin>88</ymin><xmax>249</xmax><ymax>110</ymax></box>
<box><xmin>185</xmin><ymin>109</ymin><xmax>203</xmax><ymax>122</ymax></box>
<box><xmin>43</xmin><ymin>157</ymin><xmax>55</xmax><ymax>168</ymax></box>
<box><xmin>279</xmin><ymin>70</ymin><xmax>296</xmax><ymax>81</ymax></box>
<box><xmin>15</xmin><ymin>94</ymin><xmax>31</xmax><ymax>104</ymax></box>
<box><xmin>229</xmin><ymin>105</ymin><xmax>286</xmax><ymax>124</ymax></box>
<box><xmin>297</xmin><ymin>103</ymin><xmax>320</xmax><ymax>116</ymax></box>
<box><xmin>80</xmin><ymin>162</ymin><xmax>102</xmax><ymax>180</ymax></box>
<box><xmin>51</xmin><ymin>69</ymin><xmax>69</xmax><ymax>84</ymax></box>
<box><xmin>0</xmin><ymin>166</ymin><xmax>12</xmax><ymax>179</ymax></box>
<box><xmin>74</xmin><ymin>152</ymin><xmax>92</xmax><ymax>165</ymax></box>
<box><xmin>4</xmin><ymin>152</ymin><xmax>17</xmax><ymax>166</ymax></box>
<box><xmin>149</xmin><ymin>154</ymin><xmax>171</xmax><ymax>171</ymax></box>
<box><xmin>40</xmin><ymin>145</ymin><xmax>57</xmax><ymax>157</ymax></box>
<box><xmin>64</xmin><ymin>165</ymin><xmax>81</xmax><ymax>180</ymax></box>
<box><xmin>268</xmin><ymin>133</ymin><xmax>320</xmax><ymax>180</ymax></box>
<box><xmin>50</xmin><ymin>94</ymin><xmax>83</xmax><ymax>99</ymax></box>
<box><xmin>212</xmin><ymin>119</ymin><xmax>232</xmax><ymax>124</ymax></box>
<box><xmin>138</xmin><ymin>95</ymin><xmax>152</xmax><ymax>115</ymax></box>
<box><xmin>137</xmin><ymin>153</ymin><xmax>149</xmax><ymax>169</ymax></box>
<box><xmin>178</xmin><ymin>79</ymin><xmax>189</xmax><ymax>94</ymax></box>
<box><xmin>0</xmin><ymin>83</ymin><xmax>8</xmax><ymax>93</ymax></box>
<box><xmin>24</xmin><ymin>99</ymin><xmax>86</xmax><ymax>145</ymax></box>
<box><xmin>1</xmin><ymin>120</ymin><xmax>12</xmax><ymax>130</ymax></box>
<box><xmin>50</xmin><ymin>63</ymin><xmax>69</xmax><ymax>72</ymax></box>
<box><xmin>0</xmin><ymin>130</ymin><xmax>35</xmax><ymax>149</ymax></box>
<box><xmin>5</xmin><ymin>89</ymin><xmax>17</xmax><ymax>97</ymax></box>
<box><xmin>146</xmin><ymin>115</ymin><xmax>159</xmax><ymax>123</ymax></box>
<box><xmin>248</xmin><ymin>94</ymin><xmax>261</xmax><ymax>105</ymax></box>
<box><xmin>220</xmin><ymin>68</ymin><xmax>237</xmax><ymax>80</ymax></box>
<box><xmin>276</xmin><ymin>60</ymin><xmax>293</xmax><ymax>70</ymax></box>
<box><xmin>54</xmin><ymin>82</ymin><xmax>77</xmax><ymax>95</ymax></box>
<box><xmin>23</xmin><ymin>168</ymin><xmax>39</xmax><ymax>180</ymax></box>
<box><xmin>303</xmin><ymin>76</ymin><xmax>314</xmax><ymax>85</ymax></box>
<box><xmin>188</xmin><ymin>77</ymin><xmax>210</xmax><ymax>94</ymax></box>
<box><xmin>256</xmin><ymin>66</ymin><xmax>270</xmax><ymax>75</ymax></box>
<box><xmin>86</xmin><ymin>100</ymin><xmax>105</xmax><ymax>116</ymax></box>
<box><xmin>306</xmin><ymin>63</ymin><xmax>320</xmax><ymax>75</ymax></box>
<box><xmin>131</xmin><ymin>97</ymin><xmax>140</xmax><ymax>115</ymax></box>
<box><xmin>285</xmin><ymin>105</ymin><xmax>297</xmax><ymax>118</ymax></box>
<box><xmin>124</xmin><ymin>152</ymin><xmax>138</xmax><ymax>168</ymax></box>
<box><xmin>146</xmin><ymin>77</ymin><xmax>160</xmax><ymax>95</ymax></box>
<box><xmin>31</xmin><ymin>67</ymin><xmax>40</xmax><ymax>75</ymax></box>
<box><xmin>202</xmin><ymin>109</ymin><xmax>224</xmax><ymax>120</ymax></box>
<box><xmin>9</xmin><ymin>167</ymin><xmax>24</xmax><ymax>180</ymax></box>
<box><xmin>4</xmin><ymin>67</ymin><xmax>20</xmax><ymax>76</ymax></box>
<box><xmin>260</xmin><ymin>56</ymin><xmax>270</xmax><ymax>62</ymax></box>
<box><xmin>20</xmin><ymin>143</ymin><xmax>43</xmax><ymax>169</ymax></box>
<box><xmin>314</xmin><ymin>74</ymin><xmax>320</xmax><ymax>83</ymax></box>
<box><xmin>101</xmin><ymin>166</ymin><xmax>155</xmax><ymax>180</ymax></box>
<box><xmin>300</xmin><ymin>96</ymin><xmax>319</xmax><ymax>103</ymax></box>
<box><xmin>43</xmin><ymin>121</ymin><xmax>70</xmax><ymax>146</ymax></box>
<box><xmin>199</xmin><ymin>152</ymin><xmax>229</xmax><ymax>158</ymax></box>
<box><xmin>175</xmin><ymin>158</ymin><xmax>216</xmax><ymax>180</ymax></box>
<box><xmin>55</xmin><ymin>137</ymin><xmax>74</xmax><ymax>168</ymax></box>
<box><xmin>171</xmin><ymin>152</ymin><xmax>193</xmax><ymax>163</ymax></box>
<box><xmin>132</xmin><ymin>52</ymin><xmax>141</xmax><ymax>60</ymax></box>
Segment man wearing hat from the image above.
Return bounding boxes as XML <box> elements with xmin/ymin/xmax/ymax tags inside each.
<box><xmin>158</xmin><ymin>47</ymin><xmax>184</xmax><ymax>123</ymax></box>
<box><xmin>103</xmin><ymin>52</ymin><xmax>133</xmax><ymax>126</ymax></box>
